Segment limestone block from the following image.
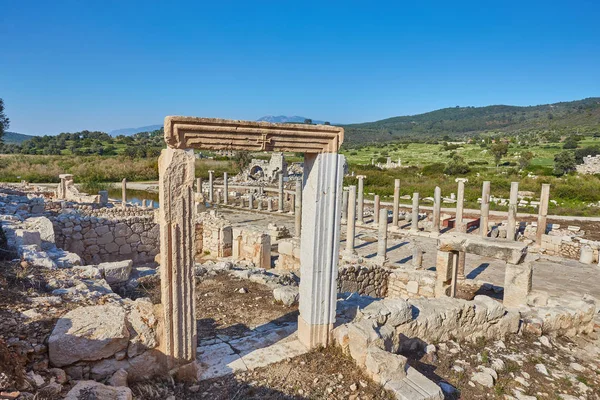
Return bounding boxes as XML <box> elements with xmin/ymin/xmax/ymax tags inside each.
<box><xmin>49</xmin><ymin>305</ymin><xmax>130</xmax><ymax>367</ymax></box>
<box><xmin>579</xmin><ymin>245</ymin><xmax>594</xmax><ymax>264</ymax></box>
<box><xmin>272</xmin><ymin>286</ymin><xmax>299</xmax><ymax>306</ymax></box>
<box><xmin>438</xmin><ymin>232</ymin><xmax>527</xmax><ymax>264</ymax></box>
<box><xmin>98</xmin><ymin>260</ymin><xmax>133</xmax><ymax>284</ymax></box>
<box><xmin>15</xmin><ymin>229</ymin><xmax>42</xmax><ymax>249</ymax></box>
<box><xmin>64</xmin><ymin>381</ymin><xmax>132</xmax><ymax>400</ymax></box>
<box><xmin>503</xmin><ymin>263</ymin><xmax>532</xmax><ymax>308</ymax></box>
<box><xmin>126</xmin><ymin>299</ymin><xmax>158</xmax><ymax>358</ymax></box>
<box><xmin>365</xmin><ymin>346</ymin><xmax>408</xmax><ymax>384</ymax></box>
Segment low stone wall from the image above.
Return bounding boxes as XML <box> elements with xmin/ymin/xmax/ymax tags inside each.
<box><xmin>53</xmin><ymin>214</ymin><xmax>159</xmax><ymax>265</ymax></box>
<box><xmin>275</xmin><ymin>238</ymin><xmax>300</xmax><ymax>272</ymax></box>
<box><xmin>338</xmin><ymin>264</ymin><xmax>390</xmax><ymax>298</ymax></box>
<box><xmin>540</xmin><ymin>234</ymin><xmax>600</xmax><ymax>263</ymax></box>
<box><xmin>386</xmin><ymin>269</ymin><xmax>436</xmax><ymax>299</ymax></box>
<box><xmin>195</xmin><ymin>211</ymin><xmax>232</xmax><ymax>258</ymax></box>
<box><xmin>232</xmin><ymin>227</ymin><xmax>271</xmax><ymax>268</ymax></box>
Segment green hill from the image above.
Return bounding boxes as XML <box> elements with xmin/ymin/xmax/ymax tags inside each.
<box><xmin>3</xmin><ymin>131</ymin><xmax>36</xmax><ymax>145</ymax></box>
<box><xmin>342</xmin><ymin>97</ymin><xmax>600</xmax><ymax>144</ymax></box>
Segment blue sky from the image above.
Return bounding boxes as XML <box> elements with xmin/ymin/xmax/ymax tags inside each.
<box><xmin>1</xmin><ymin>0</ymin><xmax>599</xmax><ymax>135</ymax></box>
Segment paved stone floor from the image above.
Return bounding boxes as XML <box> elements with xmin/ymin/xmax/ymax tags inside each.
<box><xmin>220</xmin><ymin>206</ymin><xmax>600</xmax><ymax>300</ymax></box>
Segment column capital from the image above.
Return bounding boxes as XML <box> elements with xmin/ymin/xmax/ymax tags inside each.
<box><xmin>455</xmin><ymin>177</ymin><xmax>468</xmax><ymax>183</ymax></box>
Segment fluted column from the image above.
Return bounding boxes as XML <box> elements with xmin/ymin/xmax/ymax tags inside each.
<box><xmin>158</xmin><ymin>148</ymin><xmax>196</xmax><ymax>368</ymax></box>
<box><xmin>298</xmin><ymin>153</ymin><xmax>345</xmax><ymax>349</ymax></box>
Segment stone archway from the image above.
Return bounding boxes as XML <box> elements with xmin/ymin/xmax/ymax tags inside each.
<box><xmin>158</xmin><ymin>116</ymin><xmax>345</xmax><ymax>369</ymax></box>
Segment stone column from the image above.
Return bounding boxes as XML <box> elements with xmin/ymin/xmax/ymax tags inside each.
<box><xmin>158</xmin><ymin>147</ymin><xmax>196</xmax><ymax>367</ymax></box>
<box><xmin>99</xmin><ymin>190</ymin><xmax>108</xmax><ymax>205</ymax></box>
<box><xmin>392</xmin><ymin>179</ymin><xmax>400</xmax><ymax>228</ymax></box>
<box><xmin>215</xmin><ymin>190</ymin><xmax>221</xmax><ymax>204</ymax></box>
<box><xmin>289</xmin><ymin>194</ymin><xmax>296</xmax><ymax>215</ymax></box>
<box><xmin>356</xmin><ymin>175</ymin><xmax>366</xmax><ymax>224</ymax></box>
<box><xmin>432</xmin><ymin>186</ymin><xmax>441</xmax><ymax>233</ymax></box>
<box><xmin>503</xmin><ymin>263</ymin><xmax>532</xmax><ymax>308</ymax></box>
<box><xmin>208</xmin><ymin>170</ymin><xmax>214</xmax><ymax>203</ymax></box>
<box><xmin>373</xmin><ymin>194</ymin><xmax>380</xmax><ymax>225</ymax></box>
<box><xmin>411</xmin><ymin>192</ymin><xmax>420</xmax><ymax>231</ymax></box>
<box><xmin>295</xmin><ymin>180</ymin><xmax>302</xmax><ymax>237</ymax></box>
<box><xmin>257</xmin><ymin>199</ymin><xmax>263</xmax><ymax>211</ymax></box>
<box><xmin>298</xmin><ymin>153</ymin><xmax>345</xmax><ymax>349</ymax></box>
<box><xmin>480</xmin><ymin>181</ymin><xmax>491</xmax><ymax>237</ymax></box>
<box><xmin>344</xmin><ymin>185</ymin><xmax>357</xmax><ymax>255</ymax></box>
<box><xmin>507</xmin><ymin>181</ymin><xmax>519</xmax><ymax>241</ymax></box>
<box><xmin>248</xmin><ymin>192</ymin><xmax>253</xmax><ymax>209</ymax></box>
<box><xmin>278</xmin><ymin>172</ymin><xmax>284</xmax><ymax>212</ymax></box>
<box><xmin>121</xmin><ymin>178</ymin><xmax>127</xmax><ymax>209</ymax></box>
<box><xmin>196</xmin><ymin>177</ymin><xmax>202</xmax><ymax>194</ymax></box>
<box><xmin>412</xmin><ymin>245</ymin><xmax>424</xmax><ymax>269</ymax></box>
<box><xmin>455</xmin><ymin>178</ymin><xmax>467</xmax><ymax>232</ymax></box>
<box><xmin>223</xmin><ymin>172</ymin><xmax>229</xmax><ymax>205</ymax></box>
<box><xmin>374</xmin><ymin>208</ymin><xmax>388</xmax><ymax>265</ymax></box>
<box><xmin>536</xmin><ymin>184</ymin><xmax>550</xmax><ymax>246</ymax></box>
<box><xmin>341</xmin><ymin>189</ymin><xmax>349</xmax><ymax>223</ymax></box>
<box><xmin>267</xmin><ymin>198</ymin><xmax>273</xmax><ymax>212</ymax></box>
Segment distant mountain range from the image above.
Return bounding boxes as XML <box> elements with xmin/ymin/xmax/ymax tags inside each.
<box><xmin>256</xmin><ymin>115</ymin><xmax>326</xmax><ymax>125</ymax></box>
<box><xmin>109</xmin><ymin>125</ymin><xmax>163</xmax><ymax>137</ymax></box>
<box><xmin>3</xmin><ymin>131</ymin><xmax>36</xmax><ymax>145</ymax></box>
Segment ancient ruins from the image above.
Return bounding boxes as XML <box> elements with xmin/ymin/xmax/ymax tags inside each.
<box><xmin>1</xmin><ymin>117</ymin><xmax>599</xmax><ymax>400</ymax></box>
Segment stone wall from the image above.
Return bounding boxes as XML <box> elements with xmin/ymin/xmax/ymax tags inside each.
<box><xmin>386</xmin><ymin>269</ymin><xmax>436</xmax><ymax>299</ymax></box>
<box><xmin>337</xmin><ymin>264</ymin><xmax>390</xmax><ymax>298</ymax></box>
<box><xmin>576</xmin><ymin>155</ymin><xmax>600</xmax><ymax>175</ymax></box>
<box><xmin>275</xmin><ymin>237</ymin><xmax>300</xmax><ymax>272</ymax></box>
<box><xmin>232</xmin><ymin>227</ymin><xmax>271</xmax><ymax>269</ymax></box>
<box><xmin>53</xmin><ymin>214</ymin><xmax>159</xmax><ymax>265</ymax></box>
<box><xmin>195</xmin><ymin>211</ymin><xmax>232</xmax><ymax>258</ymax></box>
<box><xmin>540</xmin><ymin>234</ymin><xmax>600</xmax><ymax>263</ymax></box>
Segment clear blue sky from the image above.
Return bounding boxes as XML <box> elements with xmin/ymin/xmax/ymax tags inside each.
<box><xmin>1</xmin><ymin>0</ymin><xmax>599</xmax><ymax>135</ymax></box>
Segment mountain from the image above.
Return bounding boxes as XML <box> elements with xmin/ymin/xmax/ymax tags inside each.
<box><xmin>342</xmin><ymin>97</ymin><xmax>600</xmax><ymax>144</ymax></box>
<box><xmin>257</xmin><ymin>115</ymin><xmax>326</xmax><ymax>125</ymax></box>
<box><xmin>109</xmin><ymin>124</ymin><xmax>162</xmax><ymax>137</ymax></box>
<box><xmin>2</xmin><ymin>131</ymin><xmax>36</xmax><ymax>145</ymax></box>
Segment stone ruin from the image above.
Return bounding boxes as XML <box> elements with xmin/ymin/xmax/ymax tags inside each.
<box><xmin>57</xmin><ymin>174</ymin><xmax>105</xmax><ymax>204</ymax></box>
<box><xmin>238</xmin><ymin>152</ymin><xmax>287</xmax><ymax>183</ymax></box>
<box><xmin>576</xmin><ymin>154</ymin><xmax>600</xmax><ymax>175</ymax></box>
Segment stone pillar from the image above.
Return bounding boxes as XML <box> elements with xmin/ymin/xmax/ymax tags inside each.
<box><xmin>289</xmin><ymin>194</ymin><xmax>296</xmax><ymax>215</ymax></box>
<box><xmin>435</xmin><ymin>250</ymin><xmax>455</xmax><ymax>297</ymax></box>
<box><xmin>196</xmin><ymin>177</ymin><xmax>202</xmax><ymax>194</ymax></box>
<box><xmin>341</xmin><ymin>189</ymin><xmax>349</xmax><ymax>223</ymax></box>
<box><xmin>208</xmin><ymin>170</ymin><xmax>214</xmax><ymax>203</ymax></box>
<box><xmin>456</xmin><ymin>251</ymin><xmax>466</xmax><ymax>281</ymax></box>
<box><xmin>216</xmin><ymin>190</ymin><xmax>221</xmax><ymax>204</ymax></box>
<box><xmin>344</xmin><ymin>185</ymin><xmax>357</xmax><ymax>255</ymax></box>
<box><xmin>248</xmin><ymin>192</ymin><xmax>253</xmax><ymax>209</ymax></box>
<box><xmin>278</xmin><ymin>172</ymin><xmax>284</xmax><ymax>212</ymax></box>
<box><xmin>432</xmin><ymin>186</ymin><xmax>441</xmax><ymax>233</ymax></box>
<box><xmin>412</xmin><ymin>245</ymin><xmax>424</xmax><ymax>269</ymax></box>
<box><xmin>356</xmin><ymin>175</ymin><xmax>366</xmax><ymax>224</ymax></box>
<box><xmin>392</xmin><ymin>179</ymin><xmax>400</xmax><ymax>228</ymax></box>
<box><xmin>121</xmin><ymin>178</ymin><xmax>127</xmax><ymax>209</ymax></box>
<box><xmin>257</xmin><ymin>199</ymin><xmax>263</xmax><ymax>211</ymax></box>
<box><xmin>374</xmin><ymin>208</ymin><xmax>388</xmax><ymax>265</ymax></box>
<box><xmin>503</xmin><ymin>263</ymin><xmax>532</xmax><ymax>308</ymax></box>
<box><xmin>536</xmin><ymin>184</ymin><xmax>550</xmax><ymax>246</ymax></box>
<box><xmin>298</xmin><ymin>153</ymin><xmax>345</xmax><ymax>349</ymax></box>
<box><xmin>455</xmin><ymin>178</ymin><xmax>467</xmax><ymax>232</ymax></box>
<box><xmin>158</xmin><ymin>147</ymin><xmax>196</xmax><ymax>367</ymax></box>
<box><xmin>480</xmin><ymin>181</ymin><xmax>491</xmax><ymax>237</ymax></box>
<box><xmin>99</xmin><ymin>190</ymin><xmax>108</xmax><ymax>205</ymax></box>
<box><xmin>295</xmin><ymin>180</ymin><xmax>302</xmax><ymax>237</ymax></box>
<box><xmin>507</xmin><ymin>181</ymin><xmax>519</xmax><ymax>241</ymax></box>
<box><xmin>223</xmin><ymin>172</ymin><xmax>229</xmax><ymax>205</ymax></box>
<box><xmin>267</xmin><ymin>198</ymin><xmax>273</xmax><ymax>212</ymax></box>
<box><xmin>410</xmin><ymin>192</ymin><xmax>419</xmax><ymax>231</ymax></box>
<box><xmin>373</xmin><ymin>194</ymin><xmax>380</xmax><ymax>225</ymax></box>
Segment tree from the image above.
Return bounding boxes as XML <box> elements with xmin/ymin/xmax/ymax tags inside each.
<box><xmin>444</xmin><ymin>154</ymin><xmax>471</xmax><ymax>175</ymax></box>
<box><xmin>553</xmin><ymin>151</ymin><xmax>576</xmax><ymax>176</ymax></box>
<box><xmin>574</xmin><ymin>146</ymin><xmax>600</xmax><ymax>164</ymax></box>
<box><xmin>0</xmin><ymin>98</ymin><xmax>9</xmax><ymax>143</ymax></box>
<box><xmin>562</xmin><ymin>136</ymin><xmax>579</xmax><ymax>149</ymax></box>
<box><xmin>232</xmin><ymin>151</ymin><xmax>252</xmax><ymax>172</ymax></box>
<box><xmin>304</xmin><ymin>118</ymin><xmax>312</xmax><ymax>125</ymax></box>
<box><xmin>490</xmin><ymin>142</ymin><xmax>509</xmax><ymax>169</ymax></box>
<box><xmin>518</xmin><ymin>151</ymin><xmax>534</xmax><ymax>169</ymax></box>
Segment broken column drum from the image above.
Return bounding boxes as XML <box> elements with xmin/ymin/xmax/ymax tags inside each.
<box><xmin>159</xmin><ymin>117</ymin><xmax>345</xmax><ymax>368</ymax></box>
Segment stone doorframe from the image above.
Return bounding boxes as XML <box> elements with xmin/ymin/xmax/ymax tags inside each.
<box><xmin>159</xmin><ymin>116</ymin><xmax>345</xmax><ymax>369</ymax></box>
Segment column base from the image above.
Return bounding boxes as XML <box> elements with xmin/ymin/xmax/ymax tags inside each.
<box><xmin>297</xmin><ymin>316</ymin><xmax>332</xmax><ymax>349</ymax></box>
<box><xmin>372</xmin><ymin>255</ymin><xmax>388</xmax><ymax>266</ymax></box>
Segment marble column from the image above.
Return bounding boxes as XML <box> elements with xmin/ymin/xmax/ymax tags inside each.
<box><xmin>298</xmin><ymin>153</ymin><xmax>345</xmax><ymax>349</ymax></box>
<box><xmin>356</xmin><ymin>175</ymin><xmax>366</xmax><ymax>224</ymax></box>
<box><xmin>278</xmin><ymin>172</ymin><xmax>284</xmax><ymax>212</ymax></box>
<box><xmin>455</xmin><ymin>178</ymin><xmax>467</xmax><ymax>232</ymax></box>
<box><xmin>267</xmin><ymin>198</ymin><xmax>273</xmax><ymax>212</ymax></box>
<box><xmin>121</xmin><ymin>178</ymin><xmax>127</xmax><ymax>209</ymax></box>
<box><xmin>374</xmin><ymin>208</ymin><xmax>388</xmax><ymax>265</ymax></box>
<box><xmin>289</xmin><ymin>194</ymin><xmax>296</xmax><ymax>215</ymax></box>
<box><xmin>432</xmin><ymin>186</ymin><xmax>441</xmax><ymax>233</ymax></box>
<box><xmin>507</xmin><ymin>181</ymin><xmax>519</xmax><ymax>241</ymax></box>
<box><xmin>223</xmin><ymin>172</ymin><xmax>228</xmax><ymax>205</ymax></box>
<box><xmin>373</xmin><ymin>194</ymin><xmax>380</xmax><ymax>225</ymax></box>
<box><xmin>295</xmin><ymin>180</ymin><xmax>302</xmax><ymax>237</ymax></box>
<box><xmin>392</xmin><ymin>179</ymin><xmax>400</xmax><ymax>228</ymax></box>
<box><xmin>480</xmin><ymin>181</ymin><xmax>491</xmax><ymax>237</ymax></box>
<box><xmin>196</xmin><ymin>177</ymin><xmax>202</xmax><ymax>195</ymax></box>
<box><xmin>344</xmin><ymin>185</ymin><xmax>357</xmax><ymax>255</ymax></box>
<box><xmin>341</xmin><ymin>189</ymin><xmax>349</xmax><ymax>223</ymax></box>
<box><xmin>536</xmin><ymin>184</ymin><xmax>550</xmax><ymax>246</ymax></box>
<box><xmin>411</xmin><ymin>192</ymin><xmax>420</xmax><ymax>231</ymax></box>
<box><xmin>158</xmin><ymin>147</ymin><xmax>196</xmax><ymax>368</ymax></box>
<box><xmin>248</xmin><ymin>192</ymin><xmax>253</xmax><ymax>209</ymax></box>
<box><xmin>208</xmin><ymin>170</ymin><xmax>214</xmax><ymax>203</ymax></box>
